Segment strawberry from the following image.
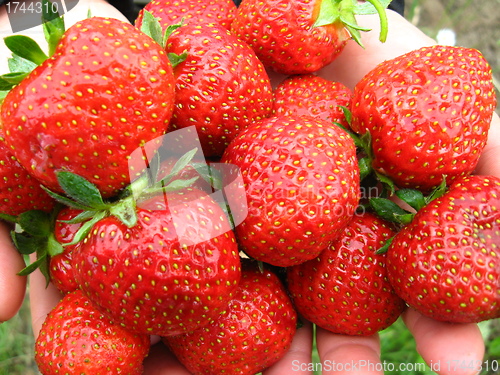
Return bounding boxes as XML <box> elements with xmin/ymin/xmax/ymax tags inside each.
<box><xmin>35</xmin><ymin>289</ymin><xmax>150</xmax><ymax>375</ymax></box>
<box><xmin>221</xmin><ymin>114</ymin><xmax>360</xmax><ymax>267</ymax></box>
<box><xmin>350</xmin><ymin>45</ymin><xmax>497</xmax><ymax>192</ymax></box>
<box><xmin>386</xmin><ymin>175</ymin><xmax>500</xmax><ymax>323</ymax></box>
<box><xmin>1</xmin><ymin>16</ymin><xmax>176</xmax><ymax>198</ymax></box>
<box><xmin>273</xmin><ymin>73</ymin><xmax>352</xmax><ymax>128</ymax></box>
<box><xmin>72</xmin><ymin>187</ymin><xmax>242</xmax><ymax>336</ymax></box>
<box><xmin>135</xmin><ymin>0</ymin><xmax>237</xmax><ymax>31</ymax></box>
<box><xmin>166</xmin><ymin>22</ymin><xmax>274</xmax><ymax>158</ymax></box>
<box><xmin>0</xmin><ymin>127</ymin><xmax>54</xmax><ymax>216</ymax></box>
<box><xmin>287</xmin><ymin>211</ymin><xmax>406</xmax><ymax>336</ymax></box>
<box><xmin>49</xmin><ymin>207</ymin><xmax>83</xmax><ymax>294</ymax></box>
<box><xmin>163</xmin><ymin>260</ymin><xmax>297</xmax><ymax>375</ymax></box>
<box><xmin>230</xmin><ymin>0</ymin><xmax>389</xmax><ymax>75</ymax></box>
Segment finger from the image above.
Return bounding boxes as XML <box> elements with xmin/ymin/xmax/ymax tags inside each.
<box><xmin>403</xmin><ymin>308</ymin><xmax>485</xmax><ymax>375</ymax></box>
<box><xmin>315</xmin><ymin>327</ymin><xmax>383</xmax><ymax>375</ymax></box>
<box><xmin>0</xmin><ymin>223</ymin><xmax>27</xmax><ymax>322</ymax></box>
<box><xmin>475</xmin><ymin>113</ymin><xmax>500</xmax><ymax>177</ymax></box>
<box><xmin>263</xmin><ymin>321</ymin><xmax>314</xmax><ymax>375</ymax></box>
<box><xmin>318</xmin><ymin>10</ymin><xmax>436</xmax><ymax>89</ymax></box>
<box><xmin>143</xmin><ymin>341</ymin><xmax>191</xmax><ymax>375</ymax></box>
<box><xmin>29</xmin><ymin>264</ymin><xmax>62</xmax><ymax>337</ymax></box>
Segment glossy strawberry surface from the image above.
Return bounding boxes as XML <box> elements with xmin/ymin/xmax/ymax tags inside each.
<box><xmin>135</xmin><ymin>0</ymin><xmax>237</xmax><ymax>30</ymax></box>
<box><xmin>287</xmin><ymin>212</ymin><xmax>406</xmax><ymax>335</ymax></box>
<box><xmin>221</xmin><ymin>114</ymin><xmax>360</xmax><ymax>267</ymax></box>
<box><xmin>387</xmin><ymin>175</ymin><xmax>500</xmax><ymax>323</ymax></box>
<box><xmin>35</xmin><ymin>290</ymin><xmax>150</xmax><ymax>375</ymax></box>
<box><xmin>273</xmin><ymin>74</ymin><xmax>352</xmax><ymax>128</ymax></box>
<box><xmin>164</xmin><ymin>261</ymin><xmax>297</xmax><ymax>375</ymax></box>
<box><xmin>0</xmin><ymin>129</ymin><xmax>54</xmax><ymax>216</ymax></box>
<box><xmin>72</xmin><ymin>189</ymin><xmax>241</xmax><ymax>336</ymax></box>
<box><xmin>351</xmin><ymin>45</ymin><xmax>496</xmax><ymax>191</ymax></box>
<box><xmin>230</xmin><ymin>0</ymin><xmax>350</xmax><ymax>75</ymax></box>
<box><xmin>1</xmin><ymin>17</ymin><xmax>176</xmax><ymax>198</ymax></box>
<box><xmin>166</xmin><ymin>23</ymin><xmax>274</xmax><ymax>158</ymax></box>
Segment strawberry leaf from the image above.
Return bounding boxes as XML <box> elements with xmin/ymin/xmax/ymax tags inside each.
<box><xmin>375</xmin><ymin>235</ymin><xmax>394</xmax><ymax>254</ymax></box>
<box><xmin>56</xmin><ymin>171</ymin><xmax>109</xmax><ymax>210</ymax></box>
<box><xmin>8</xmin><ymin>53</ymin><xmax>38</xmax><ymax>73</ymax></box>
<box><xmin>355</xmin><ymin>0</ymin><xmax>392</xmax><ymax>15</ymax></box>
<box><xmin>395</xmin><ymin>189</ymin><xmax>426</xmax><ymax>211</ymax></box>
<box><xmin>17</xmin><ymin>210</ymin><xmax>52</xmax><ymax>237</ymax></box>
<box><xmin>41</xmin><ymin>186</ymin><xmax>95</xmax><ymax>210</ymax></box>
<box><xmin>0</xmin><ymin>71</ymin><xmax>30</xmax><ymax>84</ymax></box>
<box><xmin>425</xmin><ymin>176</ymin><xmax>448</xmax><ymax>203</ymax></box>
<box><xmin>3</xmin><ymin>35</ymin><xmax>48</xmax><ymax>65</ymax></box>
<box><xmin>369</xmin><ymin>197</ymin><xmax>412</xmax><ymax>224</ymax></box>
<box><xmin>11</xmin><ymin>232</ymin><xmax>40</xmax><ymax>255</ymax></box>
<box><xmin>42</xmin><ymin>0</ymin><xmax>65</xmax><ymax>57</ymax></box>
<box><xmin>140</xmin><ymin>10</ymin><xmax>164</xmax><ymax>47</ymax></box>
<box><xmin>168</xmin><ymin>52</ymin><xmax>188</xmax><ymax>68</ymax></box>
<box><xmin>17</xmin><ymin>252</ymin><xmax>47</xmax><ymax>276</ymax></box>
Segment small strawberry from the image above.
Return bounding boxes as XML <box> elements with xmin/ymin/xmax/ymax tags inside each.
<box><xmin>1</xmin><ymin>16</ymin><xmax>176</xmax><ymax>198</ymax></box>
<box><xmin>35</xmin><ymin>289</ymin><xmax>150</xmax><ymax>375</ymax></box>
<box><xmin>0</xmin><ymin>128</ymin><xmax>54</xmax><ymax>216</ymax></box>
<box><xmin>273</xmin><ymin>74</ymin><xmax>352</xmax><ymax>128</ymax></box>
<box><xmin>49</xmin><ymin>207</ymin><xmax>83</xmax><ymax>294</ymax></box>
<box><xmin>72</xmin><ymin>187</ymin><xmax>242</xmax><ymax>336</ymax></box>
<box><xmin>135</xmin><ymin>0</ymin><xmax>237</xmax><ymax>31</ymax></box>
<box><xmin>350</xmin><ymin>45</ymin><xmax>497</xmax><ymax>192</ymax></box>
<box><xmin>163</xmin><ymin>260</ymin><xmax>297</xmax><ymax>375</ymax></box>
<box><xmin>386</xmin><ymin>175</ymin><xmax>500</xmax><ymax>323</ymax></box>
<box><xmin>221</xmin><ymin>114</ymin><xmax>360</xmax><ymax>267</ymax></box>
<box><xmin>166</xmin><ymin>22</ymin><xmax>274</xmax><ymax>158</ymax></box>
<box><xmin>287</xmin><ymin>211</ymin><xmax>406</xmax><ymax>336</ymax></box>
<box><xmin>230</xmin><ymin>0</ymin><xmax>389</xmax><ymax>75</ymax></box>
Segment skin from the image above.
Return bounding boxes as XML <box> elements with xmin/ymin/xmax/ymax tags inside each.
<box><xmin>0</xmin><ymin>4</ymin><xmax>497</xmax><ymax>375</ymax></box>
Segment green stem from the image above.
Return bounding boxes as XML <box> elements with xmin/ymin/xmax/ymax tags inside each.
<box><xmin>363</xmin><ymin>0</ymin><xmax>389</xmax><ymax>42</ymax></box>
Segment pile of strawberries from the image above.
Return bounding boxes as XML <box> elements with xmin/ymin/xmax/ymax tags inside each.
<box><xmin>0</xmin><ymin>0</ymin><xmax>499</xmax><ymax>374</ymax></box>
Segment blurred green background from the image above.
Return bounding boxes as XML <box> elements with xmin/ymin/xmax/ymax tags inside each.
<box><xmin>1</xmin><ymin>0</ymin><xmax>499</xmax><ymax>374</ymax></box>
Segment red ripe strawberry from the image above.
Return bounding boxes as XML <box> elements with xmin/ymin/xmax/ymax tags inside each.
<box><xmin>221</xmin><ymin>115</ymin><xmax>360</xmax><ymax>267</ymax></box>
<box><xmin>350</xmin><ymin>45</ymin><xmax>497</xmax><ymax>192</ymax></box>
<box><xmin>386</xmin><ymin>175</ymin><xmax>500</xmax><ymax>323</ymax></box>
<box><xmin>273</xmin><ymin>74</ymin><xmax>352</xmax><ymax>128</ymax></box>
<box><xmin>35</xmin><ymin>289</ymin><xmax>150</xmax><ymax>375</ymax></box>
<box><xmin>72</xmin><ymin>188</ymin><xmax>241</xmax><ymax>336</ymax></box>
<box><xmin>287</xmin><ymin>211</ymin><xmax>406</xmax><ymax>336</ymax></box>
<box><xmin>230</xmin><ymin>0</ymin><xmax>389</xmax><ymax>75</ymax></box>
<box><xmin>166</xmin><ymin>22</ymin><xmax>274</xmax><ymax>158</ymax></box>
<box><xmin>164</xmin><ymin>261</ymin><xmax>297</xmax><ymax>375</ymax></box>
<box><xmin>135</xmin><ymin>0</ymin><xmax>237</xmax><ymax>30</ymax></box>
<box><xmin>0</xmin><ymin>128</ymin><xmax>54</xmax><ymax>216</ymax></box>
<box><xmin>49</xmin><ymin>207</ymin><xmax>83</xmax><ymax>294</ymax></box>
<box><xmin>1</xmin><ymin>17</ymin><xmax>176</xmax><ymax>198</ymax></box>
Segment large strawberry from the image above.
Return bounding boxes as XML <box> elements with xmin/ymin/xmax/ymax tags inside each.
<box><xmin>166</xmin><ymin>22</ymin><xmax>274</xmax><ymax>158</ymax></box>
<box><xmin>230</xmin><ymin>0</ymin><xmax>389</xmax><ymax>75</ymax></box>
<box><xmin>350</xmin><ymin>45</ymin><xmax>497</xmax><ymax>192</ymax></box>
<box><xmin>35</xmin><ymin>289</ymin><xmax>150</xmax><ymax>375</ymax></box>
<box><xmin>135</xmin><ymin>0</ymin><xmax>237</xmax><ymax>31</ymax></box>
<box><xmin>221</xmin><ymin>114</ymin><xmax>360</xmax><ymax>267</ymax></box>
<box><xmin>72</xmin><ymin>187</ymin><xmax>242</xmax><ymax>336</ymax></box>
<box><xmin>273</xmin><ymin>73</ymin><xmax>352</xmax><ymax>128</ymax></box>
<box><xmin>164</xmin><ymin>260</ymin><xmax>297</xmax><ymax>375</ymax></box>
<box><xmin>1</xmin><ymin>16</ymin><xmax>176</xmax><ymax>198</ymax></box>
<box><xmin>287</xmin><ymin>211</ymin><xmax>406</xmax><ymax>336</ymax></box>
<box><xmin>0</xmin><ymin>127</ymin><xmax>54</xmax><ymax>216</ymax></box>
<box><xmin>386</xmin><ymin>175</ymin><xmax>500</xmax><ymax>323</ymax></box>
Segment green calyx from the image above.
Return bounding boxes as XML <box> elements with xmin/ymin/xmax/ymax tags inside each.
<box><xmin>314</xmin><ymin>0</ymin><xmax>390</xmax><ymax>47</ymax></box>
<box><xmin>10</xmin><ymin>147</ymin><xmax>209</xmax><ymax>283</ymax></box>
